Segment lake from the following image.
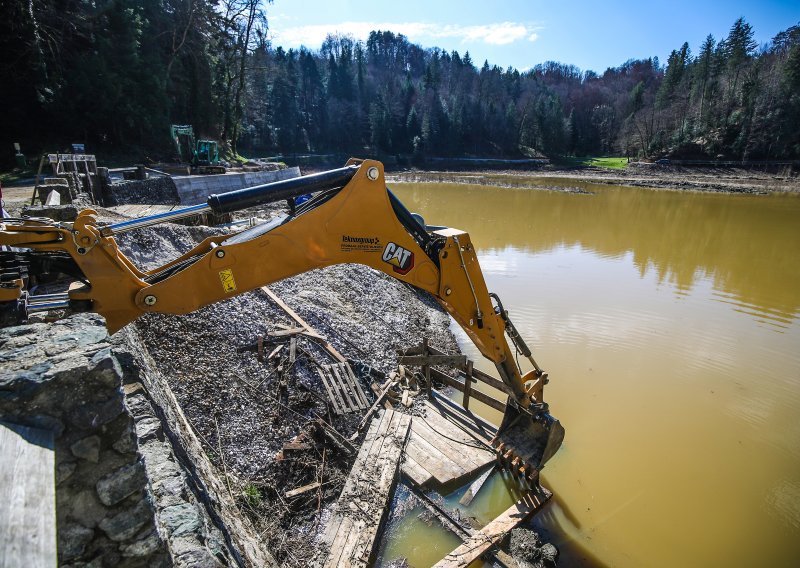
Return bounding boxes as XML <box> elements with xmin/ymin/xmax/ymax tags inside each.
<box><xmin>376</xmin><ymin>179</ymin><xmax>800</xmax><ymax>567</ymax></box>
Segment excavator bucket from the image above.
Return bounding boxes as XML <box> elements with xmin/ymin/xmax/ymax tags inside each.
<box><xmin>494</xmin><ymin>406</ymin><xmax>565</xmax><ymax>473</ymax></box>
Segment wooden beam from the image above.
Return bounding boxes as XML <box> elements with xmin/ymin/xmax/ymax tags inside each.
<box><xmin>260</xmin><ymin>286</ymin><xmax>347</xmax><ymax>363</ymax></box>
<box><xmin>358</xmin><ymin>378</ymin><xmax>398</xmax><ymax>431</ymax></box>
<box><xmin>429</xmin><ymin>368</ymin><xmax>507</xmax><ymax>413</ymax></box>
<box><xmin>428</xmin><ymin>346</ymin><xmax>513</xmax><ymax>396</ymax></box>
<box><xmin>433</xmin><ymin>486</ymin><xmax>552</xmax><ymax>568</ymax></box>
<box><xmin>398</xmin><ymin>354</ymin><xmax>468</xmax><ymax>367</ymax></box>
<box><xmin>285</xmin><ymin>481</ymin><xmax>321</xmax><ymax>498</ymax></box>
<box><xmin>463</xmin><ymin>360</ymin><xmax>473</xmax><ymax>410</ymax></box>
<box><xmin>268</xmin><ymin>327</ymin><xmax>305</xmax><ymax>338</ymax></box>
<box><xmin>323</xmin><ymin>410</ymin><xmax>411</xmax><ymax>568</ymax></box>
<box><xmin>459</xmin><ymin>465</ymin><xmax>495</xmax><ymax>506</ymax></box>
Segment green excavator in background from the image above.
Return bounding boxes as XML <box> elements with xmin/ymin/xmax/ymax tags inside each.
<box><xmin>170</xmin><ymin>125</ymin><xmax>226</xmax><ymax>175</ymax></box>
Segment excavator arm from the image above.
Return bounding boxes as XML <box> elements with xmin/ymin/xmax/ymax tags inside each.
<box><xmin>0</xmin><ymin>159</ymin><xmax>563</xmax><ymax>470</ymax></box>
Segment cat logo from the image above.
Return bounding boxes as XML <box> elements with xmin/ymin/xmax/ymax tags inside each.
<box><xmin>381</xmin><ymin>242</ymin><xmax>414</xmax><ymax>275</ymax></box>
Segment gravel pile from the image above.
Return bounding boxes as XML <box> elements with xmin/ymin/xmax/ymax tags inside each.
<box><xmin>115</xmin><ymin>221</ymin><xmax>458</xmax><ymax>565</ymax></box>
<box><xmin>105</xmin><ymin>177</ymin><xmax>180</xmax><ymax>205</ymax></box>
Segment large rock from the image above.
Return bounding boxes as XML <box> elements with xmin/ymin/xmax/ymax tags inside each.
<box><xmin>71</xmin><ymin>435</ymin><xmax>101</xmax><ymax>462</ymax></box>
<box><xmin>98</xmin><ymin>499</ymin><xmax>153</xmax><ymax>541</ymax></box>
<box><xmin>509</xmin><ymin>527</ymin><xmax>559</xmax><ymax>568</ymax></box>
<box><xmin>96</xmin><ymin>461</ymin><xmax>146</xmax><ymax>506</ymax></box>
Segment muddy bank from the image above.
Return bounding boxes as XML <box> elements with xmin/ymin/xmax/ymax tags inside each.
<box><xmin>387</xmin><ymin>164</ymin><xmax>800</xmax><ymax>194</ymax></box>
<box><xmin>114</xmin><ymin>222</ymin><xmax>459</xmax><ymax>566</ymax></box>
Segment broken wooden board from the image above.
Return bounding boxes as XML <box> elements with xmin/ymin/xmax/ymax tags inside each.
<box><xmin>401</xmin><ymin>397</ymin><xmax>496</xmax><ymax>487</ymax></box>
<box><xmin>459</xmin><ymin>464</ymin><xmax>495</xmax><ymax>506</ymax></box>
<box><xmin>317</xmin><ymin>362</ymin><xmax>370</xmax><ymax>414</ymax></box>
<box><xmin>322</xmin><ymin>409</ymin><xmax>411</xmax><ymax>568</ymax></box>
<box><xmin>0</xmin><ymin>422</ymin><xmax>56</xmax><ymax>568</ymax></box>
<box><xmin>433</xmin><ymin>485</ymin><xmax>553</xmax><ymax>568</ymax></box>
<box><xmin>260</xmin><ymin>286</ymin><xmax>348</xmax><ymax>363</ymax></box>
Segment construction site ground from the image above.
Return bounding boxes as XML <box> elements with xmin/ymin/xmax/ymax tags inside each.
<box><xmin>2</xmin><ymin>177</ymin><xmax>558</xmax><ymax>567</ymax></box>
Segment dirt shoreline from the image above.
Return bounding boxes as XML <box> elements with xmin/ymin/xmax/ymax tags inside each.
<box><xmin>386</xmin><ymin>164</ymin><xmax>800</xmax><ymax>194</ymax></box>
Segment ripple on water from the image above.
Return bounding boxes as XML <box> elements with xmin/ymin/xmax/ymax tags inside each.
<box><xmin>765</xmin><ymin>479</ymin><xmax>800</xmax><ymax>530</ymax></box>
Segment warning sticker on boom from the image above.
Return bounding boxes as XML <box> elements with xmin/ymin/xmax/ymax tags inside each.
<box><xmin>219</xmin><ymin>269</ymin><xmax>237</xmax><ymax>293</ymax></box>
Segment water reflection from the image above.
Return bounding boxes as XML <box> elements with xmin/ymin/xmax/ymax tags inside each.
<box><xmin>397</xmin><ymin>182</ymin><xmax>800</xmax><ymax>324</ymax></box>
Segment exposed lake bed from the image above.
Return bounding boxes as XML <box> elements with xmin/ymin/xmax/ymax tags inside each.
<box><xmin>387</xmin><ymin>164</ymin><xmax>800</xmax><ymax>194</ymax></box>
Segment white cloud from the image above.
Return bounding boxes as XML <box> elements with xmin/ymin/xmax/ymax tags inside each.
<box><xmin>270</xmin><ymin>21</ymin><xmax>542</xmax><ymax>48</ymax></box>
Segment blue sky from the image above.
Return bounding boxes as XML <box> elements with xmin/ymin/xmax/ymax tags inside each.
<box><xmin>265</xmin><ymin>0</ymin><xmax>799</xmax><ymax>73</ymax></box>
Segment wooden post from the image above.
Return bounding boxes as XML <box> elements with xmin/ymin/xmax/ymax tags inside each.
<box><xmin>423</xmin><ymin>337</ymin><xmax>431</xmax><ymax>400</ymax></box>
<box><xmin>29</xmin><ymin>155</ymin><xmax>46</xmax><ymax>205</ymax></box>
<box><xmin>463</xmin><ymin>360</ymin><xmax>473</xmax><ymax>410</ymax></box>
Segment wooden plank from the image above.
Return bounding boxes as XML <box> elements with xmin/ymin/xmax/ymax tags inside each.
<box><xmin>260</xmin><ymin>286</ymin><xmax>347</xmax><ymax>363</ymax></box>
<box><xmin>404</xmin><ymin>432</ymin><xmax>465</xmax><ymax>485</ymax></box>
<box><xmin>328</xmin><ymin>364</ymin><xmax>358</xmax><ymax>412</ymax></box>
<box><xmin>429</xmin><ymin>346</ymin><xmax>513</xmax><ymax>395</ymax></box>
<box><xmin>459</xmin><ymin>465</ymin><xmax>495</xmax><ymax>506</ymax></box>
<box><xmin>460</xmin><ymin>367</ymin><xmax>513</xmax><ymax>397</ymax></box>
<box><xmin>330</xmin><ymin>364</ymin><xmax>359</xmax><ymax>411</ymax></box>
<box><xmin>324</xmin><ymin>410</ymin><xmax>387</xmax><ymax>544</ymax></box>
<box><xmin>344</xmin><ymin>363</ymin><xmax>370</xmax><ymax>407</ymax></box>
<box><xmin>285</xmin><ymin>481</ymin><xmax>321</xmax><ymax>498</ymax></box>
<box><xmin>410</xmin><ymin>418</ymin><xmax>486</xmax><ymax>474</ymax></box>
<box><xmin>349</xmin><ymin>412</ymin><xmax>410</xmax><ymax>565</ymax></box>
<box><xmin>268</xmin><ymin>327</ymin><xmax>305</xmax><ymax>338</ymax></box>
<box><xmin>429</xmin><ymin>391</ymin><xmax>498</xmax><ymax>440</ymax></box>
<box><xmin>463</xmin><ymin>360</ymin><xmax>473</xmax><ymax>410</ymax></box>
<box><xmin>324</xmin><ymin>409</ymin><xmax>410</xmax><ymax>568</ymax></box>
<box><xmin>317</xmin><ymin>368</ymin><xmax>343</xmax><ymax>414</ymax></box>
<box><xmin>430</xmin><ymin>368</ymin><xmax>507</xmax><ymax>413</ymax></box>
<box><xmin>418</xmin><ymin>414</ymin><xmax>494</xmax><ymax>478</ymax></box>
<box><xmin>343</xmin><ymin>412</ymin><xmax>401</xmax><ymax>563</ymax></box>
<box><xmin>429</xmin><ymin>367</ymin><xmax>469</xmax><ymax>391</ymax></box>
<box><xmin>358</xmin><ymin>378</ymin><xmax>398</xmax><ymax>430</ymax></box>
<box><xmin>421</xmin><ymin>402</ymin><xmax>494</xmax><ymax>449</ymax></box>
<box><xmin>400</xmin><ymin>454</ymin><xmax>433</xmax><ymax>487</ymax></box>
<box><xmin>399</xmin><ymin>354</ymin><xmax>468</xmax><ymax>367</ymax></box>
<box><xmin>323</xmin><ymin>413</ymin><xmax>385</xmax><ymax>563</ymax></box>
<box><xmin>340</xmin><ymin>363</ymin><xmax>367</xmax><ymax>409</ymax></box>
<box><xmin>433</xmin><ymin>487</ymin><xmax>552</xmax><ymax>568</ymax></box>
<box><xmin>323</xmin><ymin>365</ymin><xmax>349</xmax><ymax>412</ymax></box>
<box><xmin>288</xmin><ymin>337</ymin><xmax>297</xmax><ymax>367</ymax></box>
<box><xmin>412</xmin><ymin>417</ymin><xmax>493</xmax><ymax>476</ymax></box>
<box><xmin>0</xmin><ymin>422</ymin><xmax>56</xmax><ymax>568</ymax></box>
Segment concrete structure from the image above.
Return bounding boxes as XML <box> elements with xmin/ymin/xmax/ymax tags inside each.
<box><xmin>173</xmin><ymin>168</ymin><xmax>301</xmax><ymax>205</ymax></box>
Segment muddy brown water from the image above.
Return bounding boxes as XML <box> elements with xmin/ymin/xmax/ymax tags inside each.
<box><xmin>375</xmin><ymin>179</ymin><xmax>800</xmax><ymax>567</ymax></box>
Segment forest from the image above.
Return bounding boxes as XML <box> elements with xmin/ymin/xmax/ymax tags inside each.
<box><xmin>1</xmin><ymin>0</ymin><xmax>799</xmax><ymax>167</ymax></box>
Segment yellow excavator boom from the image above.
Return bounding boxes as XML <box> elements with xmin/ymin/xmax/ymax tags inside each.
<box><xmin>0</xmin><ymin>159</ymin><xmax>564</xmax><ymax>471</ymax></box>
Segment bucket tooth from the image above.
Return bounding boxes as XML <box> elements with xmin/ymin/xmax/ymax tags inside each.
<box><xmin>495</xmin><ymin>406</ymin><xmax>565</xmax><ymax>472</ymax></box>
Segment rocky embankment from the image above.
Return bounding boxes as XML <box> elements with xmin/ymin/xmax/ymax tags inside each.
<box><xmin>0</xmin><ymin>314</ymin><xmax>238</xmax><ymax>567</ymax></box>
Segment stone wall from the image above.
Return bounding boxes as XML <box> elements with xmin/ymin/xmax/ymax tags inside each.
<box><xmin>103</xmin><ymin>177</ymin><xmax>181</xmax><ymax>206</ymax></box>
<box><xmin>0</xmin><ymin>315</ymin><xmax>167</xmax><ymax>566</ymax></box>
<box><xmin>0</xmin><ymin>314</ymin><xmax>242</xmax><ymax>567</ymax></box>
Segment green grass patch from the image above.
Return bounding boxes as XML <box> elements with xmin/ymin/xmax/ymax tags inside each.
<box><xmin>556</xmin><ymin>156</ymin><xmax>628</xmax><ymax>169</ymax></box>
<box><xmin>242</xmin><ymin>484</ymin><xmax>262</xmax><ymax>507</ymax></box>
